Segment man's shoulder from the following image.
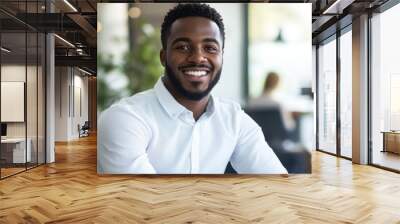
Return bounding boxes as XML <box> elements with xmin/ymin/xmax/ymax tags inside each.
<box><xmin>124</xmin><ymin>89</ymin><xmax>157</xmax><ymax>105</ymax></box>
<box><xmin>122</xmin><ymin>89</ymin><xmax>157</xmax><ymax>105</ymax></box>
<box><xmin>215</xmin><ymin>97</ymin><xmax>242</xmax><ymax>113</ymax></box>
<box><xmin>212</xmin><ymin>97</ymin><xmax>247</xmax><ymax>135</ymax></box>
<box><xmin>101</xmin><ymin>89</ymin><xmax>157</xmax><ymax>117</ymax></box>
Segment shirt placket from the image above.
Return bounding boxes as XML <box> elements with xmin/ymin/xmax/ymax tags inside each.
<box><xmin>190</xmin><ymin>122</ymin><xmax>200</xmax><ymax>173</ymax></box>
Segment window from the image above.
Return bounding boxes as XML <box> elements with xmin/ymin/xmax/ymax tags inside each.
<box><xmin>339</xmin><ymin>29</ymin><xmax>352</xmax><ymax>158</ymax></box>
<box><xmin>317</xmin><ymin>37</ymin><xmax>337</xmax><ymax>154</ymax></box>
<box><xmin>370</xmin><ymin>3</ymin><xmax>400</xmax><ymax>171</ymax></box>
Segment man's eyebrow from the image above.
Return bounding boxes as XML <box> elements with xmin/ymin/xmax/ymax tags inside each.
<box><xmin>171</xmin><ymin>37</ymin><xmax>190</xmax><ymax>45</ymax></box>
<box><xmin>171</xmin><ymin>37</ymin><xmax>221</xmax><ymax>46</ymax></box>
<box><xmin>203</xmin><ymin>38</ymin><xmax>221</xmax><ymax>46</ymax></box>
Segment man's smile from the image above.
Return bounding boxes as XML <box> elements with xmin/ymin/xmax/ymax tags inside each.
<box><xmin>183</xmin><ymin>70</ymin><xmax>208</xmax><ymax>77</ymax></box>
<box><xmin>180</xmin><ymin>65</ymin><xmax>212</xmax><ymax>81</ymax></box>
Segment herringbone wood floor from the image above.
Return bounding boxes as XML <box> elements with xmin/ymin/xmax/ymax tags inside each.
<box><xmin>1</xmin><ymin>134</ymin><xmax>400</xmax><ymax>223</ymax></box>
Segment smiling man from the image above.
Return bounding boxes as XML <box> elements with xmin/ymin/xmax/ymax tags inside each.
<box><xmin>98</xmin><ymin>3</ymin><xmax>287</xmax><ymax>174</ymax></box>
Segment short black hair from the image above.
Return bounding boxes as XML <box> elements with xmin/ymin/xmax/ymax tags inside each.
<box><xmin>161</xmin><ymin>3</ymin><xmax>225</xmax><ymax>49</ymax></box>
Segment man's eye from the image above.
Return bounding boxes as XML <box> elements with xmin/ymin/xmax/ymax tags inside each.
<box><xmin>175</xmin><ymin>45</ymin><xmax>190</xmax><ymax>51</ymax></box>
<box><xmin>205</xmin><ymin>46</ymin><xmax>218</xmax><ymax>53</ymax></box>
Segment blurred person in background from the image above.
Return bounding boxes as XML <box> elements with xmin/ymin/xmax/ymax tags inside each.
<box><xmin>248</xmin><ymin>71</ymin><xmax>297</xmax><ymax>132</ymax></box>
<box><xmin>246</xmin><ymin>72</ymin><xmax>311</xmax><ymax>173</ymax></box>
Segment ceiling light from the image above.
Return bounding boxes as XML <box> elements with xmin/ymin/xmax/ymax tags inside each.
<box><xmin>322</xmin><ymin>0</ymin><xmax>354</xmax><ymax>15</ymax></box>
<box><xmin>78</xmin><ymin>67</ymin><xmax>92</xmax><ymax>76</ymax></box>
<box><xmin>76</xmin><ymin>48</ymin><xmax>83</xmax><ymax>55</ymax></box>
<box><xmin>128</xmin><ymin>7</ymin><xmax>141</xmax><ymax>19</ymax></box>
<box><xmin>63</xmin><ymin>0</ymin><xmax>78</xmax><ymax>12</ymax></box>
<box><xmin>1</xmin><ymin>47</ymin><xmax>11</xmax><ymax>53</ymax></box>
<box><xmin>54</xmin><ymin>34</ymin><xmax>75</xmax><ymax>48</ymax></box>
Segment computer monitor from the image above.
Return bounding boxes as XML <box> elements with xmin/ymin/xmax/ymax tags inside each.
<box><xmin>1</xmin><ymin>123</ymin><xmax>7</xmax><ymax>137</ymax></box>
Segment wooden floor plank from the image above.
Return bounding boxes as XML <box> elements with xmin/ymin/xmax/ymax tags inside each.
<box><xmin>0</xmin><ymin>134</ymin><xmax>399</xmax><ymax>223</ymax></box>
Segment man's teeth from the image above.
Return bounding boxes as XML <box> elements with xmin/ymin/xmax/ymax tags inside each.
<box><xmin>184</xmin><ymin>71</ymin><xmax>207</xmax><ymax>77</ymax></box>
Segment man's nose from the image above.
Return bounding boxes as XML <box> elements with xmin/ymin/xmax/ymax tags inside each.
<box><xmin>187</xmin><ymin>48</ymin><xmax>207</xmax><ymax>64</ymax></box>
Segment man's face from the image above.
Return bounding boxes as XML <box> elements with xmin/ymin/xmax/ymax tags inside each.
<box><xmin>161</xmin><ymin>16</ymin><xmax>223</xmax><ymax>101</ymax></box>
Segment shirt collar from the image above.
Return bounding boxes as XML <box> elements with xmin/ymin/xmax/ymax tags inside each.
<box><xmin>154</xmin><ymin>76</ymin><xmax>216</xmax><ymax>119</ymax></box>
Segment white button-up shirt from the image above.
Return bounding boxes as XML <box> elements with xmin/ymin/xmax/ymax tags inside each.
<box><xmin>98</xmin><ymin>78</ymin><xmax>287</xmax><ymax>174</ymax></box>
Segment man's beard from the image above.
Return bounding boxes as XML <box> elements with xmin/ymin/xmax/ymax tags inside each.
<box><xmin>165</xmin><ymin>63</ymin><xmax>222</xmax><ymax>101</ymax></box>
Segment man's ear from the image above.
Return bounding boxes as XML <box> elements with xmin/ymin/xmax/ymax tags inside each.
<box><xmin>160</xmin><ymin>49</ymin><xmax>166</xmax><ymax>67</ymax></box>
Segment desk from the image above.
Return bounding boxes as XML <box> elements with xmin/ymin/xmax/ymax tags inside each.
<box><xmin>1</xmin><ymin>138</ymin><xmax>31</xmax><ymax>163</ymax></box>
<box><xmin>382</xmin><ymin>131</ymin><xmax>400</xmax><ymax>154</ymax></box>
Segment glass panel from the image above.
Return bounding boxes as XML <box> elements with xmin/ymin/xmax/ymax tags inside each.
<box><xmin>27</xmin><ymin>31</ymin><xmax>38</xmax><ymax>169</ymax></box>
<box><xmin>74</xmin><ymin>82</ymin><xmax>81</xmax><ymax>138</ymax></box>
<box><xmin>317</xmin><ymin>37</ymin><xmax>337</xmax><ymax>154</ymax></box>
<box><xmin>38</xmin><ymin>32</ymin><xmax>45</xmax><ymax>165</ymax></box>
<box><xmin>0</xmin><ymin>1</ymin><xmax>46</xmax><ymax>179</ymax></box>
<box><xmin>26</xmin><ymin>0</ymin><xmax>39</xmax><ymax>170</ymax></box>
<box><xmin>1</xmin><ymin>31</ymin><xmax>27</xmax><ymax>177</ymax></box>
<box><xmin>371</xmin><ymin>4</ymin><xmax>400</xmax><ymax>171</ymax></box>
<box><xmin>339</xmin><ymin>29</ymin><xmax>352</xmax><ymax>158</ymax></box>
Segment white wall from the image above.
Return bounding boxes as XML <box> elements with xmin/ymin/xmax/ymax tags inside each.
<box><xmin>209</xmin><ymin>3</ymin><xmax>245</xmax><ymax>104</ymax></box>
<box><xmin>72</xmin><ymin>74</ymin><xmax>89</xmax><ymax>138</ymax></box>
<box><xmin>55</xmin><ymin>67</ymin><xmax>69</xmax><ymax>141</ymax></box>
<box><xmin>55</xmin><ymin>67</ymin><xmax>89</xmax><ymax>141</ymax></box>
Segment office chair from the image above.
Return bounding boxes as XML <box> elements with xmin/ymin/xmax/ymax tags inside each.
<box><xmin>79</xmin><ymin>121</ymin><xmax>90</xmax><ymax>138</ymax></box>
<box><xmin>225</xmin><ymin>107</ymin><xmax>311</xmax><ymax>174</ymax></box>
